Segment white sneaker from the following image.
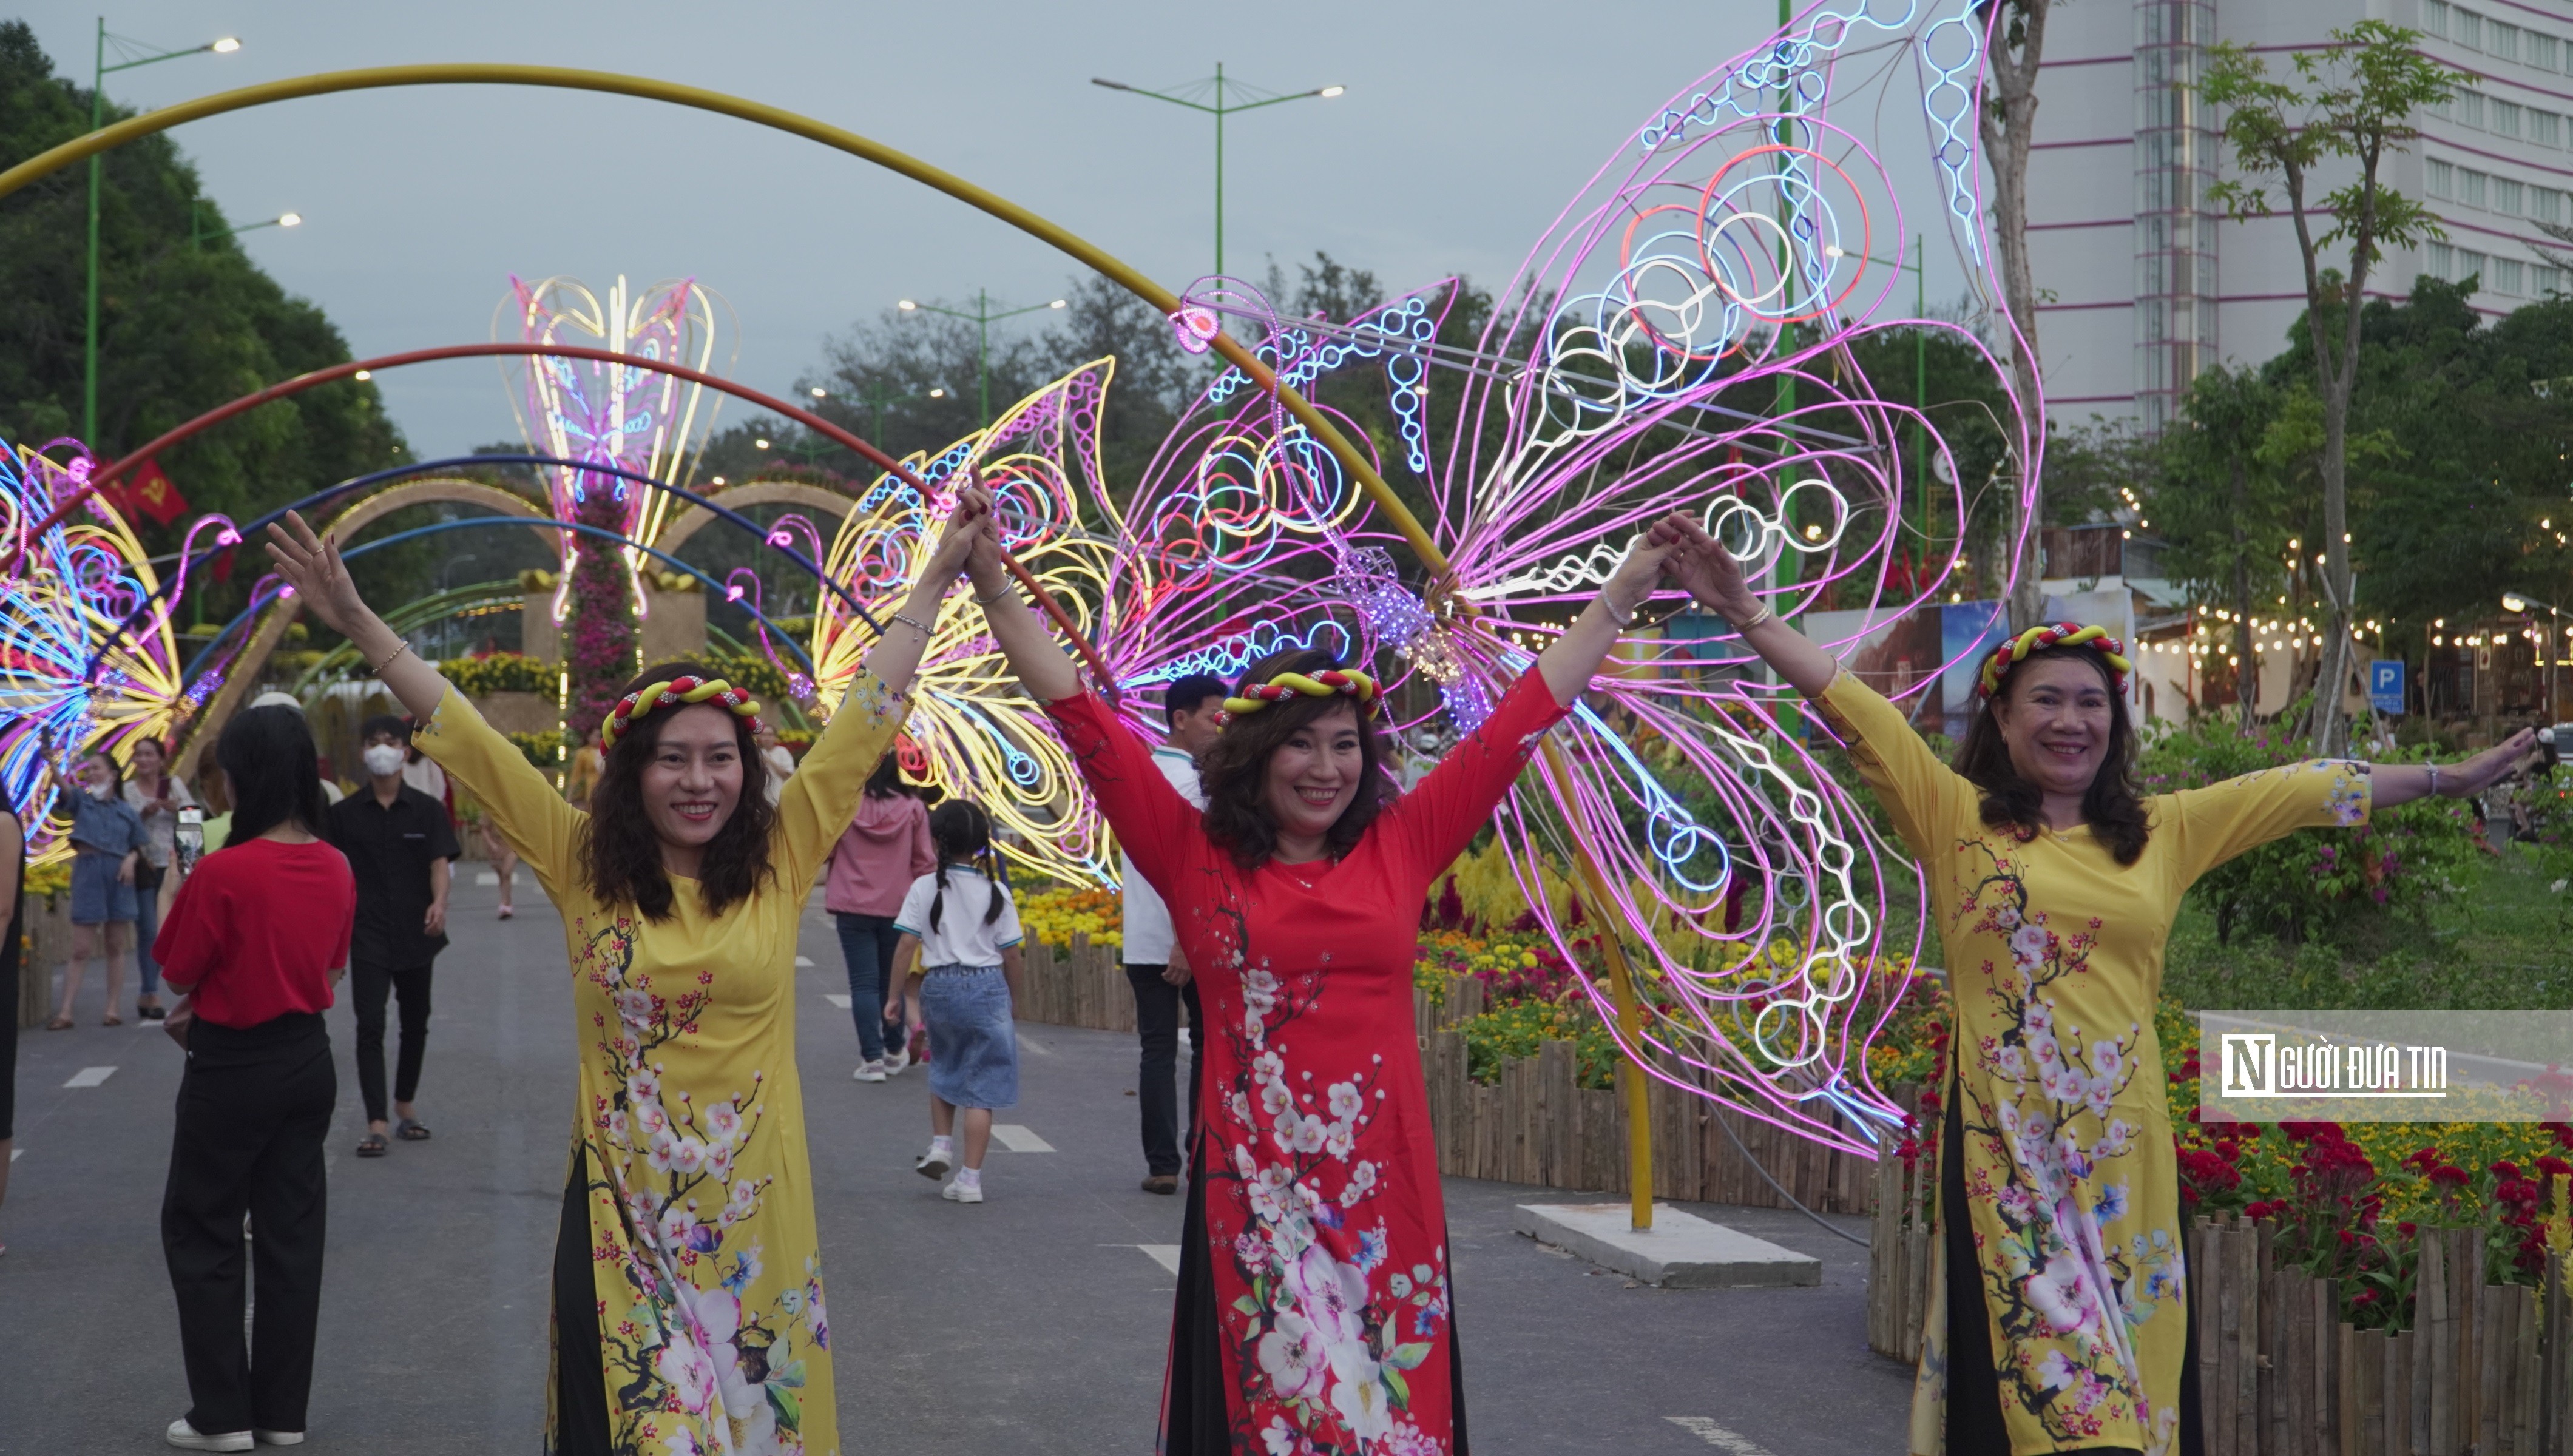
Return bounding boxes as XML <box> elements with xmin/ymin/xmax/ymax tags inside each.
<box><xmin>853</xmin><ymin>1061</ymin><xmax>887</xmax><ymax>1083</ymax></box>
<box><xmin>915</xmin><ymin>1142</ymin><xmax>952</xmax><ymax>1179</ymax></box>
<box><xmin>883</xmin><ymin>1045</ymin><xmax>910</xmax><ymax>1076</ymax></box>
<box><xmin>255</xmin><ymin>1434</ymin><xmax>306</xmax><ymax>1448</ymax></box>
<box><xmin>166</xmin><ymin>1420</ymin><xmax>253</xmax><ymax>1452</ymax></box>
<box><xmin>942</xmin><ymin>1176</ymin><xmax>984</xmax><ymax>1204</ymax></box>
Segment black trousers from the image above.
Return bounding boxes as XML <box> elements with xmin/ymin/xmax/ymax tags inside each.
<box><xmin>1941</xmin><ymin>1093</ymin><xmax>2203</xmax><ymax>1456</ymax></box>
<box><xmin>160</xmin><ymin>1013</ymin><xmax>335</xmax><ymax>1437</ymax></box>
<box><xmin>1124</xmin><ymin>965</ymin><xmax>1204</xmax><ymax>1177</ymax></box>
<box><xmin>553</xmin><ymin>1145</ymin><xmax>613</xmax><ymax>1455</ymax></box>
<box><xmin>350</xmin><ymin>959</ymin><xmax>434</xmax><ymax>1125</ymax></box>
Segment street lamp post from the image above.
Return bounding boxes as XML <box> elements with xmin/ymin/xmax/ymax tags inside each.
<box><xmin>190</xmin><ymin>202</ymin><xmax>300</xmax><ymax>249</ymax></box>
<box><xmin>896</xmin><ymin>292</ymin><xmax>1064</xmax><ymax>427</ymax></box>
<box><xmin>87</xmin><ymin>20</ymin><xmax>242</xmax><ymax>447</ymax></box>
<box><xmin>1092</xmin><ymin>67</ymin><xmax>1344</xmax><ymax>277</ymax></box>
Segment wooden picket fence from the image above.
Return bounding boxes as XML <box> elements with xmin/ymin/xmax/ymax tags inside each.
<box><xmin>1865</xmin><ymin>1153</ymin><xmax>2573</xmax><ymax>1455</ymax></box>
<box><xmin>1017</xmin><ymin>935</ymin><xmax>1885</xmax><ymax>1213</ymax></box>
<box><xmin>16</xmin><ymin>892</ymin><xmax>71</xmax><ymax>1030</ymax></box>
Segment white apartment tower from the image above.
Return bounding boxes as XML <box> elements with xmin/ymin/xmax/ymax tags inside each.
<box><xmin>2028</xmin><ymin>0</ymin><xmax>2573</xmax><ymax>432</ymax></box>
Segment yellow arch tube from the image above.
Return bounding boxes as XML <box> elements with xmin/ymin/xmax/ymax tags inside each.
<box><xmin>0</xmin><ymin>64</ymin><xmax>1447</xmax><ymax>575</ymax></box>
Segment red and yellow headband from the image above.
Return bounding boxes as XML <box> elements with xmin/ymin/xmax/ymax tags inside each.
<box><xmin>598</xmin><ymin>676</ymin><xmax>765</xmax><ymax>752</ymax></box>
<box><xmin>1978</xmin><ymin>622</ymin><xmax>2131</xmax><ymax>699</ymax></box>
<box><xmin>1220</xmin><ymin>668</ymin><xmax>1381</xmax><ymax>723</ymax></box>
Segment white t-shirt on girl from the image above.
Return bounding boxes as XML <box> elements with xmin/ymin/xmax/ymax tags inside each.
<box><xmin>894</xmin><ymin>866</ymin><xmax>1024</xmax><ymax>969</ymax></box>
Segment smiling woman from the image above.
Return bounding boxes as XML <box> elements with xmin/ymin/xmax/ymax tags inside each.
<box><xmin>257</xmin><ymin>493</ymin><xmax>989</xmax><ymax>1456</ymax></box>
<box><xmin>1652</xmin><ymin>514</ymin><xmax>2538</xmax><ymax>1456</ymax></box>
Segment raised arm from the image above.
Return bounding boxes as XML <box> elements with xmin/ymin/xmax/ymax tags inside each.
<box><xmin>2366</xmin><ymin>731</ymin><xmax>2538</xmax><ymax>809</ymax></box>
<box><xmin>1655</xmin><ymin>512</ymin><xmax>1838</xmax><ymax>696</ymax></box>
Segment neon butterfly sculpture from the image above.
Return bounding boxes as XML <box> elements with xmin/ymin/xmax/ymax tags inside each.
<box><xmin>500</xmin><ymin>274</ymin><xmax>732</xmax><ymax>611</ymax></box>
<box><xmin>1135</xmin><ymin>0</ymin><xmax>2034</xmax><ymax>1156</ymax></box>
<box><xmin>783</xmin><ymin>347</ymin><xmax>1384</xmax><ymax>888</ymax></box>
<box><xmin>0</xmin><ymin>437</ymin><xmax>237</xmax><ymax>866</ymax></box>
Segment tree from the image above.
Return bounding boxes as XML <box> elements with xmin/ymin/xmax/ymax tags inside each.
<box><xmin>2151</xmin><ymin>368</ymin><xmax>2294</xmax><ymax>727</ymax></box>
<box><xmin>1974</xmin><ymin>0</ymin><xmax>2058</xmax><ymax>632</ymax></box>
<box><xmin>2202</xmin><ymin>21</ymin><xmax>2454</xmax><ymax>753</ymax></box>
<box><xmin>0</xmin><ymin>22</ymin><xmax>409</xmax><ymax>627</ymax></box>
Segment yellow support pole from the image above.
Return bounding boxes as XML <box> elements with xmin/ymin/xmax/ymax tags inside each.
<box><xmin>1</xmin><ymin>65</ymin><xmax>1662</xmax><ymax>1218</ymax></box>
<box><xmin>1549</xmin><ymin>737</ymin><xmax>1657</xmax><ymax>1231</ymax></box>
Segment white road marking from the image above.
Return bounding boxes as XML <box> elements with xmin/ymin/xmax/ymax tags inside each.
<box><xmin>1132</xmin><ymin>1245</ymin><xmax>1182</xmax><ymax>1274</ymax></box>
<box><xmin>473</xmin><ymin>870</ymin><xmax>518</xmax><ymax>886</ymax></box>
<box><xmin>822</xmin><ymin>994</ymin><xmax>852</xmax><ymax>1009</ymax></box>
<box><xmin>1015</xmin><ymin>1031</ymin><xmax>1052</xmax><ymax>1057</ymax></box>
<box><xmin>8</xmin><ymin>1148</ymin><xmax>21</xmax><ymax>1161</ymax></box>
<box><xmin>795</xmin><ymin>956</ymin><xmax>815</xmax><ymax>968</ymax></box>
<box><xmin>63</xmin><ymin>1066</ymin><xmax>117</xmax><ymax>1088</ymax></box>
<box><xmin>1665</xmin><ymin>1417</ymin><xmax>1775</xmax><ymax>1454</ymax></box>
<box><xmin>990</xmin><ymin>1124</ymin><xmax>1053</xmax><ymax>1153</ymax></box>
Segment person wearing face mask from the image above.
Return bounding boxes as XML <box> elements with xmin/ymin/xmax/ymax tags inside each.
<box><xmin>1654</xmin><ymin>514</ymin><xmax>2537</xmax><ymax>1456</ymax></box>
<box><xmin>325</xmin><ymin>717</ymin><xmax>462</xmax><ymax>1158</ymax></box>
<box><xmin>968</xmin><ymin>511</ymin><xmax>1679</xmax><ymax>1453</ymax></box>
<box><xmin>53</xmin><ymin>749</ymin><xmax>148</xmax><ymax>1029</ymax></box>
<box><xmin>261</xmin><ymin>493</ymin><xmax>984</xmax><ymax>1456</ymax></box>
<box><xmin>122</xmin><ymin>735</ymin><xmax>197</xmax><ymax>1022</ymax></box>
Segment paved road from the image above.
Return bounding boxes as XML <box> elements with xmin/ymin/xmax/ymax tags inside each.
<box><xmin>0</xmin><ymin>869</ymin><xmax>1910</xmax><ymax>1454</ymax></box>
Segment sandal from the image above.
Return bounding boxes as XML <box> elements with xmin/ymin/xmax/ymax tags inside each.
<box><xmin>396</xmin><ymin>1118</ymin><xmax>433</xmax><ymax>1142</ymax></box>
<box><xmin>356</xmin><ymin>1133</ymin><xmax>388</xmax><ymax>1158</ymax></box>
<box><xmin>101</xmin><ymin>1014</ymin><xmax>123</xmax><ymax>1027</ymax></box>
<box><xmin>44</xmin><ymin>1016</ymin><xmax>71</xmax><ymax>1031</ymax></box>
<box><xmin>496</xmin><ymin>906</ymin><xmax>515</xmax><ymax>920</ymax></box>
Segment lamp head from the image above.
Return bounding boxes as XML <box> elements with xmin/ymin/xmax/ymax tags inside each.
<box><xmin>753</xmin><ymin>439</ymin><xmax>770</xmax><ymax>450</ymax></box>
<box><xmin>211</xmin><ymin>36</ymin><xmax>241</xmax><ymax>53</ymax></box>
<box><xmin>809</xmin><ymin>386</ymin><xmax>827</xmax><ymax>399</ymax></box>
<box><xmin>277</xmin><ymin>212</ymin><xmax>302</xmax><ymax>228</ymax></box>
<box><xmin>1318</xmin><ymin>85</ymin><xmax>1346</xmax><ymax>98</ymax></box>
<box><xmin>898</xmin><ymin>299</ymin><xmax>918</xmax><ymax>312</ymax></box>
<box><xmin>1049</xmin><ymin>299</ymin><xmax>1067</xmax><ymax>309</ymax></box>
<box><xmin>2504</xmin><ymin>593</ymin><xmax>2531</xmax><ymax>613</ymax></box>
<box><xmin>929</xmin><ymin>388</ymin><xmax>945</xmax><ymax>399</ymax></box>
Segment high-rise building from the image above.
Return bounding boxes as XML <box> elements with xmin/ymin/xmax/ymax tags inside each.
<box><xmin>2028</xmin><ymin>0</ymin><xmax>2573</xmax><ymax>433</ymax></box>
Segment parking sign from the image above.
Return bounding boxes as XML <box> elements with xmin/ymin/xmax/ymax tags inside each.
<box><xmin>2368</xmin><ymin>659</ymin><xmax>2406</xmax><ymax>715</ymax></box>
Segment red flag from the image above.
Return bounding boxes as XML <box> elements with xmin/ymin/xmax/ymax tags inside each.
<box><xmin>127</xmin><ymin>458</ymin><xmax>189</xmax><ymax>526</ymax></box>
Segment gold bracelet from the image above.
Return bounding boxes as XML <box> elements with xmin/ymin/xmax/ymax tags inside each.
<box><xmin>371</xmin><ymin>641</ymin><xmax>413</xmax><ymax>675</ymax></box>
<box><xmin>1728</xmin><ymin>602</ymin><xmax>1774</xmax><ymax>632</ymax></box>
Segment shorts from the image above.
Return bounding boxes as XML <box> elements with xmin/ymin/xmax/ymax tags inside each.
<box><xmin>921</xmin><ymin>965</ymin><xmax>1017</xmax><ymax>1110</ymax></box>
<box><xmin>70</xmin><ymin>851</ymin><xmax>138</xmax><ymax>925</ymax></box>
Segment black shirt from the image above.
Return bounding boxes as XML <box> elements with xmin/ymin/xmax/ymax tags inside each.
<box><xmin>325</xmin><ymin>783</ymin><xmax>462</xmax><ymax>969</ymax></box>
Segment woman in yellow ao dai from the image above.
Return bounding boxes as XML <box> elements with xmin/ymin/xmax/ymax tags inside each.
<box><xmin>260</xmin><ymin>494</ymin><xmax>995</xmax><ymax>1456</ymax></box>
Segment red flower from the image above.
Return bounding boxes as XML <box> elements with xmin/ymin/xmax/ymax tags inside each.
<box><xmin>2536</xmin><ymin>1154</ymin><xmax>2572</xmax><ymax>1182</ymax></box>
<box><xmin>2280</xmin><ymin>1121</ymin><xmax>2345</xmax><ymax>1145</ymax></box>
<box><xmin>2429</xmin><ymin>1165</ymin><xmax>2470</xmax><ymax>1190</ymax></box>
<box><xmin>2492</xmin><ymin>1159</ymin><xmax>2524</xmax><ymax>1181</ymax></box>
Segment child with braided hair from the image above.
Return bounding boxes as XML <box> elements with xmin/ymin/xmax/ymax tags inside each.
<box><xmin>885</xmin><ymin>799</ymin><xmax>1026</xmax><ymax>1204</ymax></box>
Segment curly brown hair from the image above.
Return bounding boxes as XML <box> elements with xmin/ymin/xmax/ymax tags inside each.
<box><xmin>1197</xmin><ymin>649</ymin><xmax>1398</xmax><ymax>869</ymax></box>
<box><xmin>1953</xmin><ymin>645</ymin><xmax>2152</xmax><ymax>865</ymax></box>
<box><xmin>581</xmin><ymin>661</ymin><xmax>777</xmax><ymax>920</ymax></box>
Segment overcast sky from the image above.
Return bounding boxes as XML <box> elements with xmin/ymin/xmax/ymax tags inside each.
<box><xmin>24</xmin><ymin>0</ymin><xmax>1972</xmax><ymax>460</ymax></box>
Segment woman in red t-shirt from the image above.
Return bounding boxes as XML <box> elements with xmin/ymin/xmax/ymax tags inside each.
<box><xmin>154</xmin><ymin>703</ymin><xmax>356</xmax><ymax>1454</ymax></box>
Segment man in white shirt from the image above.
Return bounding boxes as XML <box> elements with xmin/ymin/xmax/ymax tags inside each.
<box><xmin>1121</xmin><ymin>673</ymin><xmax>1228</xmax><ymax>1196</ymax></box>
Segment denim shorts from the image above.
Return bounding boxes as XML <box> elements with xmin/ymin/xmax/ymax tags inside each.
<box><xmin>921</xmin><ymin>965</ymin><xmax>1016</xmax><ymax>1110</ymax></box>
<box><xmin>70</xmin><ymin>851</ymin><xmax>138</xmax><ymax>926</ymax></box>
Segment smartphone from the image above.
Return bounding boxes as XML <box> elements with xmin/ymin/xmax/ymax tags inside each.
<box><xmin>175</xmin><ymin>806</ymin><xmax>204</xmax><ymax>875</ymax></box>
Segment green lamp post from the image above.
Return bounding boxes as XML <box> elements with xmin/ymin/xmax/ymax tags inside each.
<box><xmin>87</xmin><ymin>19</ymin><xmax>242</xmax><ymax>447</ymax></box>
<box><xmin>1092</xmin><ymin>66</ymin><xmax>1345</xmax><ymax>277</ymax></box>
<box><xmin>896</xmin><ymin>291</ymin><xmax>1064</xmax><ymax>427</ymax></box>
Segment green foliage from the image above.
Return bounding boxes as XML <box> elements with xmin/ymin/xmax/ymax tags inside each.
<box><xmin>502</xmin><ymin>730</ymin><xmax>566</xmax><ymax>772</ymax></box>
<box><xmin>2139</xmin><ymin>715</ymin><xmax>2486</xmax><ymax>946</ymax></box>
<box><xmin>439</xmin><ymin>652</ymin><xmax>556</xmax><ymax>696</ymax></box>
<box><xmin>2202</xmin><ymin>22</ymin><xmax>2455</xmax><ymax>271</ymax></box>
<box><xmin>1455</xmin><ymin>999</ymin><xmax>1623</xmax><ymax>1089</ymax></box>
<box><xmin>0</xmin><ymin>22</ymin><xmax>409</xmax><ymax>628</ymax></box>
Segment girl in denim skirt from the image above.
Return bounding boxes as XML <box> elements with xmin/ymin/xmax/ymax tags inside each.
<box><xmin>887</xmin><ymin>800</ymin><xmax>1024</xmax><ymax>1204</ymax></box>
<box><xmin>54</xmin><ymin>750</ymin><xmax>147</xmax><ymax>1028</ymax></box>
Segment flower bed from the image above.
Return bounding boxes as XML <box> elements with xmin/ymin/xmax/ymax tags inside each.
<box><xmin>1018</xmin><ymin>883</ymin><xmax>1122</xmax><ymax>956</ymax></box>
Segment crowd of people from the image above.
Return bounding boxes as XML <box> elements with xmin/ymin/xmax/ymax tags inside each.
<box><xmin>0</xmin><ymin>484</ymin><xmax>2550</xmax><ymax>1454</ymax></box>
